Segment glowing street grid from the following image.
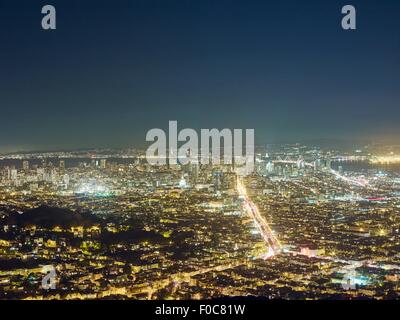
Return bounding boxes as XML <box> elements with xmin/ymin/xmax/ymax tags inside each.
<box><xmin>1</xmin><ymin>144</ymin><xmax>400</xmax><ymax>299</ymax></box>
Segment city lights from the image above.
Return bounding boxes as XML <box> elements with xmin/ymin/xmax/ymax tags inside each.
<box><xmin>2</xmin><ymin>143</ymin><xmax>399</xmax><ymax>300</ymax></box>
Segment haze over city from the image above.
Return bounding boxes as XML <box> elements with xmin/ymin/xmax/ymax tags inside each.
<box><xmin>1</xmin><ymin>0</ymin><xmax>400</xmax><ymax>305</ymax></box>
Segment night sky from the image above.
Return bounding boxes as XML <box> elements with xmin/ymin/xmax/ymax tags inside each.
<box><xmin>0</xmin><ymin>0</ymin><xmax>399</xmax><ymax>152</ymax></box>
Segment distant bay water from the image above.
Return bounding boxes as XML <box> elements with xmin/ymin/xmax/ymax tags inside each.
<box><xmin>331</xmin><ymin>160</ymin><xmax>400</xmax><ymax>174</ymax></box>
<box><xmin>0</xmin><ymin>157</ymin><xmax>135</xmax><ymax>169</ymax></box>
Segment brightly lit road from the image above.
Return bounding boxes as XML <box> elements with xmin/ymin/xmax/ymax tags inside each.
<box><xmin>237</xmin><ymin>178</ymin><xmax>282</xmax><ymax>257</ymax></box>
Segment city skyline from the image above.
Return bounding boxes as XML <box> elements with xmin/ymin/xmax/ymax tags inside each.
<box><xmin>1</xmin><ymin>0</ymin><xmax>400</xmax><ymax>304</ymax></box>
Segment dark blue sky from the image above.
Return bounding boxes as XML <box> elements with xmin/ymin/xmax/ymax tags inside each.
<box><xmin>0</xmin><ymin>0</ymin><xmax>399</xmax><ymax>152</ymax></box>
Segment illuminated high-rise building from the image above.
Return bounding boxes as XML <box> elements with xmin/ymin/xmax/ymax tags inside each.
<box><xmin>4</xmin><ymin>167</ymin><xmax>11</xmax><ymax>180</ymax></box>
<box><xmin>36</xmin><ymin>168</ymin><xmax>45</xmax><ymax>181</ymax></box>
<box><xmin>10</xmin><ymin>169</ymin><xmax>18</xmax><ymax>181</ymax></box>
<box><xmin>22</xmin><ymin>160</ymin><xmax>29</xmax><ymax>171</ymax></box>
<box><xmin>63</xmin><ymin>174</ymin><xmax>70</xmax><ymax>188</ymax></box>
<box><xmin>326</xmin><ymin>159</ymin><xmax>332</xmax><ymax>170</ymax></box>
<box><xmin>213</xmin><ymin>170</ymin><xmax>223</xmax><ymax>191</ymax></box>
<box><xmin>100</xmin><ymin>159</ymin><xmax>107</xmax><ymax>169</ymax></box>
<box><xmin>266</xmin><ymin>161</ymin><xmax>275</xmax><ymax>174</ymax></box>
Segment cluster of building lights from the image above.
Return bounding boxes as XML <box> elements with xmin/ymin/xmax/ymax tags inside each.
<box><xmin>371</xmin><ymin>155</ymin><xmax>400</xmax><ymax>164</ymax></box>
<box><xmin>76</xmin><ymin>181</ymin><xmax>110</xmax><ymax>196</ymax></box>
